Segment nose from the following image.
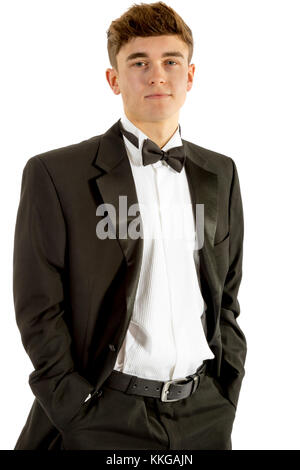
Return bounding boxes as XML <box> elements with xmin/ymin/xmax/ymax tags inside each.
<box><xmin>148</xmin><ymin>63</ymin><xmax>167</xmax><ymax>86</ymax></box>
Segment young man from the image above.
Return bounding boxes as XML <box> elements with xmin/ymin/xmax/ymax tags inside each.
<box><xmin>13</xmin><ymin>2</ymin><xmax>247</xmax><ymax>450</ymax></box>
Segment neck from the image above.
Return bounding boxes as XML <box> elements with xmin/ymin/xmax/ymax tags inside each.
<box><xmin>124</xmin><ymin>112</ymin><xmax>180</xmax><ymax>149</ymax></box>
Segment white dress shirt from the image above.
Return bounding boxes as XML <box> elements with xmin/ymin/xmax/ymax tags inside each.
<box><xmin>113</xmin><ymin>113</ymin><xmax>215</xmax><ymax>381</ymax></box>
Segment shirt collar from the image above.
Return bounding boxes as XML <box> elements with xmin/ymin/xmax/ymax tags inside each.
<box><xmin>120</xmin><ymin>113</ymin><xmax>183</xmax><ymax>165</ymax></box>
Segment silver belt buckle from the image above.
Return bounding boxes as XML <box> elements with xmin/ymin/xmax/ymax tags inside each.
<box><xmin>161</xmin><ymin>376</ymin><xmax>194</xmax><ymax>402</ymax></box>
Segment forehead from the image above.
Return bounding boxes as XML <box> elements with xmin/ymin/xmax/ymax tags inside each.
<box><xmin>118</xmin><ymin>35</ymin><xmax>188</xmax><ymax>60</ymax></box>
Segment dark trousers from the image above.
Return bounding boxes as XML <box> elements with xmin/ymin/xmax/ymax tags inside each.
<box><xmin>60</xmin><ymin>372</ymin><xmax>236</xmax><ymax>450</ymax></box>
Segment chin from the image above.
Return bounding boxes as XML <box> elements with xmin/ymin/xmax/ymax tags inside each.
<box><xmin>145</xmin><ymin>105</ymin><xmax>174</xmax><ymax>115</ymax></box>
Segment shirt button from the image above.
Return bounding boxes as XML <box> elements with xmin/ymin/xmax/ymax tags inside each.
<box><xmin>108</xmin><ymin>344</ymin><xmax>116</xmax><ymax>351</ymax></box>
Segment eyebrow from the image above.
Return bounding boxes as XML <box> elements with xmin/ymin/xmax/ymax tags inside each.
<box><xmin>126</xmin><ymin>51</ymin><xmax>185</xmax><ymax>62</ymax></box>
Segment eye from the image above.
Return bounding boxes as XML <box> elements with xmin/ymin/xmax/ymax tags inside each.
<box><xmin>133</xmin><ymin>61</ymin><xmax>147</xmax><ymax>67</ymax></box>
<box><xmin>166</xmin><ymin>60</ymin><xmax>177</xmax><ymax>65</ymax></box>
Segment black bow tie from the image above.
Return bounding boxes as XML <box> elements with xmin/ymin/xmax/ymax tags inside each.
<box><xmin>118</xmin><ymin>119</ymin><xmax>186</xmax><ymax>173</ymax></box>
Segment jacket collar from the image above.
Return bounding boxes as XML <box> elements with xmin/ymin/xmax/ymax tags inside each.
<box><xmin>93</xmin><ymin>118</ymin><xmax>217</xmax><ymax>246</ymax></box>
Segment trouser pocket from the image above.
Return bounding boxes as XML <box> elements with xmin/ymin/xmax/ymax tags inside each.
<box><xmin>210</xmin><ymin>376</ymin><xmax>237</xmax><ymax>411</ymax></box>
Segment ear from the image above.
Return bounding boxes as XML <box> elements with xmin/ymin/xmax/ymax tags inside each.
<box><xmin>105</xmin><ymin>68</ymin><xmax>121</xmax><ymax>95</ymax></box>
<box><xmin>187</xmin><ymin>63</ymin><xmax>195</xmax><ymax>92</ymax></box>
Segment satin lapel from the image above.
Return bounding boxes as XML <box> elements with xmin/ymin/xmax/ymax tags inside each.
<box><xmin>93</xmin><ymin>119</ymin><xmax>144</xmax><ymax>323</ymax></box>
<box><xmin>184</xmin><ymin>153</ymin><xmax>217</xmax><ymax>248</ymax></box>
<box><xmin>183</xmin><ymin>140</ymin><xmax>221</xmax><ymax>336</ymax></box>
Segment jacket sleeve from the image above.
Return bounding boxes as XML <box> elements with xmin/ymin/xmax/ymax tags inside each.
<box><xmin>219</xmin><ymin>158</ymin><xmax>247</xmax><ymax>409</ymax></box>
<box><xmin>13</xmin><ymin>156</ymin><xmax>95</xmax><ymax>433</ymax></box>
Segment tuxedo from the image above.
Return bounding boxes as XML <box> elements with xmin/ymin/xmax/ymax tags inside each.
<box><xmin>13</xmin><ymin>118</ymin><xmax>247</xmax><ymax>450</ymax></box>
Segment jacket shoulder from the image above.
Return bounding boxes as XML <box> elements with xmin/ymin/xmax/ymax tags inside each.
<box><xmin>24</xmin><ymin>134</ymin><xmax>102</xmax><ymax>172</ymax></box>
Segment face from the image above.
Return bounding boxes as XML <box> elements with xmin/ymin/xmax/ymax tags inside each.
<box><xmin>106</xmin><ymin>35</ymin><xmax>195</xmax><ymax>124</ymax></box>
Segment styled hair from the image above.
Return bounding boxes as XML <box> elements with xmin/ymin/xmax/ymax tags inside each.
<box><xmin>107</xmin><ymin>2</ymin><xmax>193</xmax><ymax>71</ymax></box>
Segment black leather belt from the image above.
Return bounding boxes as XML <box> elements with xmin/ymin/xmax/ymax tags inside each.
<box><xmin>103</xmin><ymin>361</ymin><xmax>208</xmax><ymax>402</ymax></box>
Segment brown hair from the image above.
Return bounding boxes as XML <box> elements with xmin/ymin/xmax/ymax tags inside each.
<box><xmin>107</xmin><ymin>2</ymin><xmax>193</xmax><ymax>71</ymax></box>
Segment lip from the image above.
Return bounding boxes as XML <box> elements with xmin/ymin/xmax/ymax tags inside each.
<box><xmin>145</xmin><ymin>94</ymin><xmax>171</xmax><ymax>99</ymax></box>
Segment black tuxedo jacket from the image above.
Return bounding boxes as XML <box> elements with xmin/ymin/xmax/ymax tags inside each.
<box><xmin>13</xmin><ymin>119</ymin><xmax>247</xmax><ymax>449</ymax></box>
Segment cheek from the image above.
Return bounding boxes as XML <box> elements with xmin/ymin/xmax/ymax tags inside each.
<box><xmin>172</xmin><ymin>73</ymin><xmax>188</xmax><ymax>91</ymax></box>
<box><xmin>124</xmin><ymin>76</ymin><xmax>143</xmax><ymax>97</ymax></box>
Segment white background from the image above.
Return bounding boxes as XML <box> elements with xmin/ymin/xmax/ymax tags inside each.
<box><xmin>1</xmin><ymin>0</ymin><xmax>299</xmax><ymax>450</ymax></box>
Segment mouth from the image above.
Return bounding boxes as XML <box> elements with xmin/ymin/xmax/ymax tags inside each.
<box><xmin>145</xmin><ymin>94</ymin><xmax>171</xmax><ymax>99</ymax></box>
